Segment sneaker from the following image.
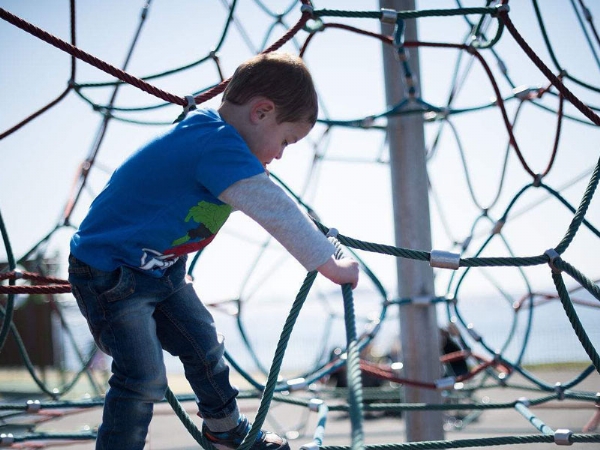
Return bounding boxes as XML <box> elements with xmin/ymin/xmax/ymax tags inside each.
<box><xmin>202</xmin><ymin>415</ymin><xmax>290</xmax><ymax>450</ymax></box>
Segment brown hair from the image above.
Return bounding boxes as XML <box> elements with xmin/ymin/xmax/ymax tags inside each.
<box><xmin>222</xmin><ymin>52</ymin><xmax>318</xmax><ymax>126</ymax></box>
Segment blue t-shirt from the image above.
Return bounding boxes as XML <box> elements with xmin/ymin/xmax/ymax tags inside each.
<box><xmin>70</xmin><ymin>108</ymin><xmax>264</xmax><ymax>277</ymax></box>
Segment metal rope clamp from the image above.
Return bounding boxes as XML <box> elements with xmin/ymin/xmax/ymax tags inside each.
<box><xmin>26</xmin><ymin>399</ymin><xmax>41</xmax><ymax>413</ymax></box>
<box><xmin>173</xmin><ymin>95</ymin><xmax>197</xmax><ymax>124</ymax></box>
<box><xmin>301</xmin><ymin>4</ymin><xmax>324</xmax><ymax>33</ymax></box>
<box><xmin>0</xmin><ymin>434</ymin><xmax>15</xmax><ymax>445</ymax></box>
<box><xmin>555</xmin><ymin>382</ymin><xmax>565</xmax><ymax>401</ymax></box>
<box><xmin>554</xmin><ymin>429</ymin><xmax>572</xmax><ymax>446</ymax></box>
<box><xmin>300</xmin><ymin>4</ymin><xmax>314</xmax><ymax>16</ymax></box>
<box><xmin>183</xmin><ymin>95</ymin><xmax>197</xmax><ymax>114</ymax></box>
<box><xmin>308</xmin><ymin>398</ymin><xmax>324</xmax><ymax>412</ymax></box>
<box><xmin>435</xmin><ymin>377</ymin><xmax>455</xmax><ymax>390</ymax></box>
<box><xmin>287</xmin><ymin>377</ymin><xmax>308</xmax><ymax>392</ymax></box>
<box><xmin>300</xmin><ymin>442</ymin><xmax>319</xmax><ymax>450</ymax></box>
<box><xmin>544</xmin><ymin>248</ymin><xmax>562</xmax><ymax>274</ymax></box>
<box><xmin>429</xmin><ymin>250</ymin><xmax>460</xmax><ymax>270</ymax></box>
<box><xmin>380</xmin><ymin>8</ymin><xmax>397</xmax><ymax>24</ymax></box>
<box><xmin>326</xmin><ymin>228</ymin><xmax>339</xmax><ymax>239</ymax></box>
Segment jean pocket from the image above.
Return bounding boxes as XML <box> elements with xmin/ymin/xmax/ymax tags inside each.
<box><xmin>98</xmin><ymin>266</ymin><xmax>136</xmax><ymax>303</ymax></box>
<box><xmin>71</xmin><ymin>285</ymin><xmax>89</xmax><ymax>319</ymax></box>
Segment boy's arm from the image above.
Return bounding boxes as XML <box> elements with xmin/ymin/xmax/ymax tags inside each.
<box><xmin>218</xmin><ymin>173</ymin><xmax>358</xmax><ymax>287</ymax></box>
<box><xmin>219</xmin><ymin>173</ymin><xmax>333</xmax><ymax>271</ymax></box>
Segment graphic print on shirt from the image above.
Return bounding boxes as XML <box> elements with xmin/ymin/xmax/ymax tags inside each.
<box><xmin>139</xmin><ymin>201</ymin><xmax>232</xmax><ymax>271</ymax></box>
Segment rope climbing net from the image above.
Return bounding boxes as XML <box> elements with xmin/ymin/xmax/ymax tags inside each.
<box><xmin>1</xmin><ymin>0</ymin><xmax>600</xmax><ymax>448</ymax></box>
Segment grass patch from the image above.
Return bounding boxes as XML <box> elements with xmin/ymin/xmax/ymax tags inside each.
<box><xmin>522</xmin><ymin>361</ymin><xmax>592</xmax><ymax>371</ymax></box>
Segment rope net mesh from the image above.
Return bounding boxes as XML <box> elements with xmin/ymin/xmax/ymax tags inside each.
<box><xmin>0</xmin><ymin>0</ymin><xmax>600</xmax><ymax>448</ymax></box>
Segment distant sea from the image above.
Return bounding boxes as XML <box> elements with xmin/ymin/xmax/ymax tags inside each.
<box><xmin>61</xmin><ymin>289</ymin><xmax>600</xmax><ymax>377</ymax></box>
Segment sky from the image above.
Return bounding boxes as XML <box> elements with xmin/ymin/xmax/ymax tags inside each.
<box><xmin>1</xmin><ymin>0</ymin><xmax>599</xmax><ymax>365</ymax></box>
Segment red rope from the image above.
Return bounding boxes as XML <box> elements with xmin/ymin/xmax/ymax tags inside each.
<box><xmin>0</xmin><ymin>284</ymin><xmax>72</xmax><ymax>294</ymax></box>
<box><xmin>359</xmin><ymin>360</ymin><xmax>436</xmax><ymax>389</ymax></box>
<box><xmin>299</xmin><ymin>21</ymin><xmax>579</xmax><ymax>179</ymax></box>
<box><xmin>498</xmin><ymin>7</ymin><xmax>600</xmax><ymax>126</ymax></box>
<box><xmin>192</xmin><ymin>4</ymin><xmax>312</xmax><ymax>105</ymax></box>
<box><xmin>0</xmin><ymin>0</ymin><xmax>77</xmax><ymax>140</ymax></box>
<box><xmin>0</xmin><ymin>8</ymin><xmax>187</xmax><ymax>107</ymax></box>
<box><xmin>358</xmin><ymin>352</ymin><xmax>510</xmax><ymax>388</ymax></box>
<box><xmin>0</xmin><ymin>3</ymin><xmax>313</xmax><ymax>112</ymax></box>
<box><xmin>0</xmin><ymin>271</ymin><xmax>72</xmax><ymax>294</ymax></box>
<box><xmin>0</xmin><ymin>270</ymin><xmax>66</xmax><ymax>284</ymax></box>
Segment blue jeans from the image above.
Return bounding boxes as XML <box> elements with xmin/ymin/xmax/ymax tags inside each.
<box><xmin>68</xmin><ymin>255</ymin><xmax>240</xmax><ymax>450</ymax></box>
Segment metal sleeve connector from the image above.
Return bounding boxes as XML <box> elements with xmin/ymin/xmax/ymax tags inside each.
<box><xmin>380</xmin><ymin>8</ymin><xmax>397</xmax><ymax>24</ymax></box>
<box><xmin>554</xmin><ymin>429</ymin><xmax>573</xmax><ymax>446</ymax></box>
<box><xmin>545</xmin><ymin>249</ymin><xmax>562</xmax><ymax>274</ymax></box>
<box><xmin>429</xmin><ymin>250</ymin><xmax>460</xmax><ymax>270</ymax></box>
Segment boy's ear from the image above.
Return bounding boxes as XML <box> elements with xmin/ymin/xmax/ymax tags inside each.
<box><xmin>250</xmin><ymin>98</ymin><xmax>275</xmax><ymax>123</ymax></box>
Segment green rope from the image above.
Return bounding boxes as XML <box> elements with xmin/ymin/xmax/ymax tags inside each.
<box><xmin>3</xmin><ymin>4</ymin><xmax>600</xmax><ymax>449</ymax></box>
<box><xmin>319</xmin><ymin>433</ymin><xmax>600</xmax><ymax>450</ymax></box>
<box><xmin>552</xmin><ymin>271</ymin><xmax>600</xmax><ymax>374</ymax></box>
<box><xmin>555</xmin><ymin>258</ymin><xmax>600</xmax><ymax>302</ymax></box>
<box><xmin>238</xmin><ymin>271</ymin><xmax>318</xmax><ymax>450</ymax></box>
<box><xmin>0</xmin><ymin>398</ymin><xmax>104</xmax><ymax>411</ymax></box>
<box><xmin>339</xmin><ymin>262</ymin><xmax>365</xmax><ymax>449</ymax></box>
<box><xmin>555</xmin><ymin>156</ymin><xmax>600</xmax><ymax>254</ymax></box>
<box><xmin>531</xmin><ymin>0</ymin><xmax>600</xmax><ymax>94</ymax></box>
<box><xmin>469</xmin><ymin>5</ymin><xmax>504</xmax><ymax>49</ymax></box>
<box><xmin>165</xmin><ymin>288</ymin><xmax>336</xmax><ymax>450</ymax></box>
<box><xmin>74</xmin><ymin>0</ymin><xmax>238</xmax><ymax>89</ymax></box>
<box><xmin>0</xmin><ymin>208</ymin><xmax>16</xmax><ymax>353</ymax></box>
<box><xmin>315</xmin><ymin>219</ymin><xmax>551</xmax><ymax>269</ymax></box>
<box><xmin>540</xmin><ymin>183</ymin><xmax>600</xmax><ymax>239</ymax></box>
<box><xmin>0</xmin><ymin>303</ymin><xmax>98</xmax><ymax>400</ymax></box>
<box><xmin>164</xmin><ymin>387</ymin><xmax>215</xmax><ymax>449</ymax></box>
<box><xmin>5</xmin><ymin>431</ymin><xmax>98</xmax><ymax>445</ymax></box>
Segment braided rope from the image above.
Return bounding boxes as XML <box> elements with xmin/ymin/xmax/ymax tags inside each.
<box><xmin>1</xmin><ymin>3</ymin><xmax>600</xmax><ymax>449</ymax></box>
<box><xmin>552</xmin><ymin>272</ymin><xmax>600</xmax><ymax>373</ymax></box>
<box><xmin>555</xmin><ymin>156</ymin><xmax>600</xmax><ymax>254</ymax></box>
<box><xmin>498</xmin><ymin>9</ymin><xmax>600</xmax><ymax>126</ymax></box>
<box><xmin>0</xmin><ymin>8</ymin><xmax>187</xmax><ymax>106</ymax></box>
<box><xmin>239</xmin><ymin>270</ymin><xmax>318</xmax><ymax>450</ymax></box>
<box><xmin>319</xmin><ymin>433</ymin><xmax>600</xmax><ymax>450</ymax></box>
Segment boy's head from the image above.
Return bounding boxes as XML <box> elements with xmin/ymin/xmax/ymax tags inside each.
<box><xmin>223</xmin><ymin>52</ymin><xmax>318</xmax><ymax>126</ymax></box>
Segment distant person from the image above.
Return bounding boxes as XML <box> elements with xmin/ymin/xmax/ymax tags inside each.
<box><xmin>68</xmin><ymin>52</ymin><xmax>359</xmax><ymax>450</ymax></box>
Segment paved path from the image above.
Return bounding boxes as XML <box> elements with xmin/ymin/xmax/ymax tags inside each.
<box><xmin>7</xmin><ymin>367</ymin><xmax>597</xmax><ymax>449</ymax></box>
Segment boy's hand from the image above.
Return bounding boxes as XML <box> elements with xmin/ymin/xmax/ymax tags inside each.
<box><xmin>317</xmin><ymin>256</ymin><xmax>359</xmax><ymax>289</ymax></box>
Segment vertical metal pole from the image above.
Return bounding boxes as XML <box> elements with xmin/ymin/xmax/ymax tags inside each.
<box><xmin>379</xmin><ymin>0</ymin><xmax>445</xmax><ymax>441</ymax></box>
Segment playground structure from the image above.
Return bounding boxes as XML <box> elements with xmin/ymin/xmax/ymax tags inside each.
<box><xmin>1</xmin><ymin>0</ymin><xmax>600</xmax><ymax>448</ymax></box>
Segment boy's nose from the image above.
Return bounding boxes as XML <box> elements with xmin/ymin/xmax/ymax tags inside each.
<box><xmin>275</xmin><ymin>149</ymin><xmax>284</xmax><ymax>160</ymax></box>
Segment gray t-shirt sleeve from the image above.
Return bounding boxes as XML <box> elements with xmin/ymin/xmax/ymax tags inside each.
<box><xmin>218</xmin><ymin>172</ymin><xmax>335</xmax><ymax>271</ymax></box>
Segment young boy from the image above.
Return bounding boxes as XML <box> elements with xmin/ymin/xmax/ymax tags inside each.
<box><xmin>68</xmin><ymin>52</ymin><xmax>359</xmax><ymax>450</ymax></box>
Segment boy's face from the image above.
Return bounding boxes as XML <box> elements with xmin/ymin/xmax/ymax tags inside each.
<box><xmin>246</xmin><ymin>105</ymin><xmax>312</xmax><ymax>170</ymax></box>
